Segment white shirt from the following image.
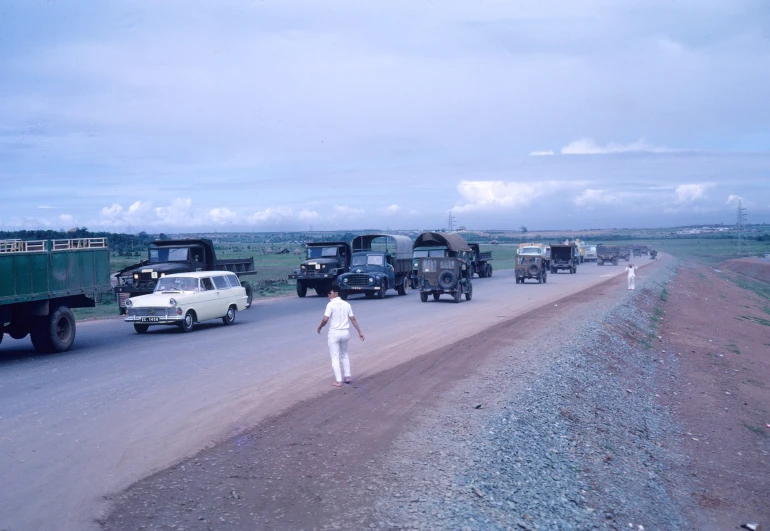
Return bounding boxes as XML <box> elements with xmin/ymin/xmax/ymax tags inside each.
<box><xmin>324</xmin><ymin>297</ymin><xmax>354</xmax><ymax>332</ymax></box>
<box><xmin>626</xmin><ymin>265</ymin><xmax>637</xmax><ymax>278</ymax></box>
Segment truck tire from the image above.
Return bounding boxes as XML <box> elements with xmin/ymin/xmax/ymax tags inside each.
<box><xmin>296</xmin><ymin>280</ymin><xmax>307</xmax><ymax>298</ymax></box>
<box><xmin>339</xmin><ymin>291</ymin><xmax>349</xmax><ymax>300</ymax></box>
<box><xmin>315</xmin><ymin>287</ymin><xmax>328</xmax><ymax>296</ymax></box>
<box><xmin>438</xmin><ymin>271</ymin><xmax>457</xmax><ymax>290</ymax></box>
<box><xmin>376</xmin><ymin>280</ymin><xmax>386</xmax><ymax>299</ymax></box>
<box><xmin>487</xmin><ymin>264</ymin><xmax>493</xmax><ymax>277</ymax></box>
<box><xmin>134</xmin><ymin>323</ymin><xmax>150</xmax><ymax>334</ymax></box>
<box><xmin>453</xmin><ymin>289</ymin><xmax>462</xmax><ymax>303</ymax></box>
<box><xmin>411</xmin><ymin>277</ymin><xmax>419</xmax><ymax>290</ymax></box>
<box><xmin>397</xmin><ymin>275</ymin><xmax>408</xmax><ymax>295</ymax></box>
<box><xmin>433</xmin><ymin>292</ymin><xmax>440</xmax><ymax>301</ymax></box>
<box><xmin>420</xmin><ymin>292</ymin><xmax>428</xmax><ymax>302</ymax></box>
<box><xmin>31</xmin><ymin>306</ymin><xmax>76</xmax><ymax>353</ymax></box>
<box><xmin>477</xmin><ymin>264</ymin><xmax>485</xmax><ymax>278</ymax></box>
<box><xmin>543</xmin><ymin>272</ymin><xmax>547</xmax><ymax>283</ymax></box>
<box><xmin>0</xmin><ymin>322</ymin><xmax>3</xmax><ymax>345</ymax></box>
<box><xmin>465</xmin><ymin>282</ymin><xmax>473</xmax><ymax>301</ymax></box>
<box><xmin>538</xmin><ymin>274</ymin><xmax>542</xmax><ymax>284</ymax></box>
<box><xmin>242</xmin><ymin>282</ymin><xmax>253</xmax><ymax>307</ymax></box>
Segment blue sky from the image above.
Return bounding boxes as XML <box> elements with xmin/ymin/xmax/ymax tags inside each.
<box><xmin>1</xmin><ymin>0</ymin><xmax>768</xmax><ymax>232</ymax></box>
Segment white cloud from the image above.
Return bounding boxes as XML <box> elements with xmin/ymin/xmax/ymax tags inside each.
<box><xmin>529</xmin><ymin>150</ymin><xmax>554</xmax><ymax>156</ymax></box>
<box><xmin>209</xmin><ymin>207</ymin><xmax>237</xmax><ymax>223</ymax></box>
<box><xmin>100</xmin><ymin>203</ymin><xmax>124</xmax><ymax>217</ymax></box>
<box><xmin>37</xmin><ymin>205</ymin><xmax>57</xmax><ymax>209</ymax></box>
<box><xmin>574</xmin><ymin>189</ymin><xmax>620</xmax><ymax>207</ymax></box>
<box><xmin>675</xmin><ymin>183</ymin><xmax>714</xmax><ymax>203</ymax></box>
<box><xmin>380</xmin><ymin>204</ymin><xmax>401</xmax><ymax>215</ymax></box>
<box><xmin>454</xmin><ymin>180</ymin><xmax>578</xmax><ymax>213</ymax></box>
<box><xmin>297</xmin><ymin>209</ymin><xmax>319</xmax><ymax>221</ymax></box>
<box><xmin>58</xmin><ymin>214</ymin><xmax>75</xmax><ymax>225</ymax></box>
<box><xmin>247</xmin><ymin>207</ymin><xmax>294</xmax><ymax>223</ymax></box>
<box><xmin>333</xmin><ymin>205</ymin><xmax>364</xmax><ymax>218</ymax></box>
<box><xmin>561</xmin><ymin>138</ymin><xmax>674</xmax><ymax>155</ymax></box>
<box><xmin>726</xmin><ymin>194</ymin><xmax>743</xmax><ymax>206</ymax></box>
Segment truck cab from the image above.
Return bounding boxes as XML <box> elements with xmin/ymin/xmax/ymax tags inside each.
<box><xmin>289</xmin><ymin>241</ymin><xmax>351</xmax><ymax>297</ymax></box>
<box><xmin>337</xmin><ymin>234</ymin><xmax>412</xmax><ymax>300</ymax></box>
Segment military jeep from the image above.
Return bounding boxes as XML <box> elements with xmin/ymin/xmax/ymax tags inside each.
<box><xmin>417</xmin><ymin>257</ymin><xmax>472</xmax><ymax>303</ymax></box>
<box><xmin>515</xmin><ymin>255</ymin><xmax>548</xmax><ymax>284</ymax></box>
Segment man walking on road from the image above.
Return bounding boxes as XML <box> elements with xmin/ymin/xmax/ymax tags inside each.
<box><xmin>317</xmin><ymin>288</ymin><xmax>365</xmax><ymax>387</ymax></box>
<box><xmin>626</xmin><ymin>263</ymin><xmax>638</xmax><ymax>290</ymax></box>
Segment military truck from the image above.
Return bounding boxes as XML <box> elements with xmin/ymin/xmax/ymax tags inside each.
<box><xmin>549</xmin><ymin>243</ymin><xmax>579</xmax><ymax>274</ymax></box>
<box><xmin>596</xmin><ymin>245</ymin><xmax>620</xmax><ymax>265</ymax></box>
<box><xmin>515</xmin><ymin>254</ymin><xmax>547</xmax><ymax>284</ymax></box>
<box><xmin>417</xmin><ymin>256</ymin><xmax>472</xmax><ymax>303</ymax></box>
<box><xmin>517</xmin><ymin>244</ymin><xmax>551</xmax><ymax>270</ymax></box>
<box><xmin>618</xmin><ymin>246</ymin><xmax>631</xmax><ymax>262</ymax></box>
<box><xmin>410</xmin><ymin>232</ymin><xmax>472</xmax><ymax>289</ymax></box>
<box><xmin>337</xmin><ymin>234</ymin><xmax>412</xmax><ymax>300</ymax></box>
<box><xmin>584</xmin><ymin>245</ymin><xmax>598</xmax><ymax>262</ymax></box>
<box><xmin>1</xmin><ymin>238</ymin><xmax>111</xmax><ymax>353</ymax></box>
<box><xmin>114</xmin><ymin>238</ymin><xmax>255</xmax><ymax>314</ymax></box>
<box><xmin>289</xmin><ymin>241</ymin><xmax>351</xmax><ymax>297</ymax></box>
<box><xmin>468</xmin><ymin>243</ymin><xmax>493</xmax><ymax>278</ymax></box>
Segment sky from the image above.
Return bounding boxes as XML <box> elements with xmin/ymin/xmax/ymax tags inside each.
<box><xmin>1</xmin><ymin>0</ymin><xmax>768</xmax><ymax>233</ymax></box>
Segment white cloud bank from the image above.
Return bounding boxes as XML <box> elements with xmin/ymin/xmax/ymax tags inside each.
<box><xmin>675</xmin><ymin>183</ymin><xmax>714</xmax><ymax>203</ymax></box>
<box><xmin>454</xmin><ymin>180</ymin><xmax>582</xmax><ymax>213</ymax></box>
<box><xmin>531</xmin><ymin>138</ymin><xmax>676</xmax><ymax>156</ymax></box>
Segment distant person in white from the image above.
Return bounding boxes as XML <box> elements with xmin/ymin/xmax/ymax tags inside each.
<box><xmin>317</xmin><ymin>288</ymin><xmax>365</xmax><ymax>387</ymax></box>
<box><xmin>626</xmin><ymin>263</ymin><xmax>638</xmax><ymax>290</ymax></box>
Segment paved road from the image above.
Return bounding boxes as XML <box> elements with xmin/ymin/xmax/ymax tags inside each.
<box><xmin>0</xmin><ymin>262</ymin><xmax>640</xmax><ymax>531</ymax></box>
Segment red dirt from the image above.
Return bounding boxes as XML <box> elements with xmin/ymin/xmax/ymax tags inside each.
<box><xmin>659</xmin><ymin>262</ymin><xmax>770</xmax><ymax>529</ymax></box>
<box><xmin>720</xmin><ymin>257</ymin><xmax>770</xmax><ymax>284</ymax></box>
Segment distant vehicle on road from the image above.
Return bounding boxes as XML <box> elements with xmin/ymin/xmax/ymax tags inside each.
<box><xmin>584</xmin><ymin>245</ymin><xmax>598</xmax><ymax>262</ymax></box>
<box><xmin>596</xmin><ymin>245</ymin><xmax>620</xmax><ymax>266</ymax></box>
<box><xmin>417</xmin><ymin>256</ymin><xmax>472</xmax><ymax>303</ymax></box>
<box><xmin>123</xmin><ymin>271</ymin><xmax>249</xmax><ymax>333</ymax></box>
<box><xmin>515</xmin><ymin>255</ymin><xmax>548</xmax><ymax>284</ymax></box>
<box><xmin>468</xmin><ymin>243</ymin><xmax>493</xmax><ymax>278</ymax></box>
<box><xmin>0</xmin><ymin>238</ymin><xmax>111</xmax><ymax>353</ymax></box>
<box><xmin>410</xmin><ymin>232</ymin><xmax>472</xmax><ymax>289</ymax></box>
<box><xmin>337</xmin><ymin>234</ymin><xmax>412</xmax><ymax>300</ymax></box>
<box><xmin>549</xmin><ymin>244</ymin><xmax>579</xmax><ymax>274</ymax></box>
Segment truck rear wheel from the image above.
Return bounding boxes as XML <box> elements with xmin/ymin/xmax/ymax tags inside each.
<box><xmin>397</xmin><ymin>275</ymin><xmax>408</xmax><ymax>295</ymax></box>
<box><xmin>465</xmin><ymin>282</ymin><xmax>473</xmax><ymax>301</ymax></box>
<box><xmin>453</xmin><ymin>289</ymin><xmax>462</xmax><ymax>303</ymax></box>
<box><xmin>296</xmin><ymin>281</ymin><xmax>307</xmax><ymax>298</ymax></box>
<box><xmin>31</xmin><ymin>306</ymin><xmax>76</xmax><ymax>353</ymax></box>
<box><xmin>420</xmin><ymin>292</ymin><xmax>428</xmax><ymax>302</ymax></box>
<box><xmin>433</xmin><ymin>292</ymin><xmax>440</xmax><ymax>301</ymax></box>
<box><xmin>477</xmin><ymin>265</ymin><xmax>485</xmax><ymax>278</ymax></box>
<box><xmin>487</xmin><ymin>264</ymin><xmax>493</xmax><ymax>277</ymax></box>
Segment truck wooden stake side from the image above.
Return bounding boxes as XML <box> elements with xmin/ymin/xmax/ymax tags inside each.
<box><xmin>0</xmin><ymin>238</ymin><xmax>111</xmax><ymax>353</ymax></box>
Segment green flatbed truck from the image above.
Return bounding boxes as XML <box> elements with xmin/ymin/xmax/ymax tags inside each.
<box><xmin>0</xmin><ymin>238</ymin><xmax>111</xmax><ymax>353</ymax></box>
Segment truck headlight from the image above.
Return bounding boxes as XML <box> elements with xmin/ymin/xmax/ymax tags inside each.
<box><xmin>413</xmin><ymin>261</ymin><xmax>418</xmax><ymax>268</ymax></box>
<box><xmin>169</xmin><ymin>298</ymin><xmax>177</xmax><ymax>306</ymax></box>
<box><xmin>343</xmin><ymin>277</ymin><xmax>349</xmax><ymax>284</ymax></box>
<box><xmin>321</xmin><ymin>264</ymin><xmax>327</xmax><ymax>270</ymax></box>
<box><xmin>368</xmin><ymin>277</ymin><xmax>374</xmax><ymax>284</ymax></box>
<box><xmin>125</xmin><ymin>298</ymin><xmax>133</xmax><ymax>308</ymax></box>
<box><xmin>301</xmin><ymin>265</ymin><xmax>306</xmax><ymax>270</ymax></box>
<box><xmin>133</xmin><ymin>273</ymin><xmax>139</xmax><ymax>280</ymax></box>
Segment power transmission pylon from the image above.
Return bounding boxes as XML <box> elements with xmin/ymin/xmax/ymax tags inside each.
<box><xmin>447</xmin><ymin>211</ymin><xmax>456</xmax><ymax>231</ymax></box>
<box><xmin>736</xmin><ymin>200</ymin><xmax>751</xmax><ymax>255</ymax></box>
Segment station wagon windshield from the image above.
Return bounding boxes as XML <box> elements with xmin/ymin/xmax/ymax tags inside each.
<box><xmin>351</xmin><ymin>254</ymin><xmax>383</xmax><ymax>266</ymax></box>
<box><xmin>307</xmin><ymin>247</ymin><xmax>339</xmax><ymax>258</ymax></box>
<box><xmin>155</xmin><ymin>277</ymin><xmax>200</xmax><ymax>292</ymax></box>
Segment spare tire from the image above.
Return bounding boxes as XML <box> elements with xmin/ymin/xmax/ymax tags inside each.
<box><xmin>438</xmin><ymin>270</ymin><xmax>457</xmax><ymax>290</ymax></box>
<box><xmin>528</xmin><ymin>264</ymin><xmax>539</xmax><ymax>276</ymax></box>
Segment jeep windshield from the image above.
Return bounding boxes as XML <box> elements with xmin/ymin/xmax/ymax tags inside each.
<box><xmin>150</xmin><ymin>247</ymin><xmax>192</xmax><ymax>262</ymax></box>
<box><xmin>413</xmin><ymin>249</ymin><xmax>447</xmax><ymax>258</ymax></box>
<box><xmin>307</xmin><ymin>247</ymin><xmax>339</xmax><ymax>259</ymax></box>
<box><xmin>420</xmin><ymin>258</ymin><xmax>457</xmax><ymax>273</ymax></box>
<box><xmin>351</xmin><ymin>254</ymin><xmax>384</xmax><ymax>267</ymax></box>
<box><xmin>519</xmin><ymin>247</ymin><xmax>543</xmax><ymax>255</ymax></box>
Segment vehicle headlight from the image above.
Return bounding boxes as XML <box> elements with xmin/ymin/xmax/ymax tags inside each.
<box><xmin>413</xmin><ymin>261</ymin><xmax>418</xmax><ymax>268</ymax></box>
<box><xmin>160</xmin><ymin>272</ymin><xmax>166</xmax><ymax>277</ymax></box>
<box><xmin>368</xmin><ymin>277</ymin><xmax>374</xmax><ymax>284</ymax></box>
<box><xmin>343</xmin><ymin>277</ymin><xmax>349</xmax><ymax>284</ymax></box>
<box><xmin>321</xmin><ymin>264</ymin><xmax>327</xmax><ymax>270</ymax></box>
<box><xmin>125</xmin><ymin>298</ymin><xmax>133</xmax><ymax>308</ymax></box>
<box><xmin>301</xmin><ymin>265</ymin><xmax>306</xmax><ymax>270</ymax></box>
<box><xmin>133</xmin><ymin>273</ymin><xmax>139</xmax><ymax>280</ymax></box>
<box><xmin>169</xmin><ymin>298</ymin><xmax>177</xmax><ymax>306</ymax></box>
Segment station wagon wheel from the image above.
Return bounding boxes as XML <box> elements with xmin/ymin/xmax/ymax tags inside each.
<box><xmin>222</xmin><ymin>305</ymin><xmax>236</xmax><ymax>326</ymax></box>
<box><xmin>134</xmin><ymin>323</ymin><xmax>149</xmax><ymax>334</ymax></box>
<box><xmin>180</xmin><ymin>311</ymin><xmax>195</xmax><ymax>333</ymax></box>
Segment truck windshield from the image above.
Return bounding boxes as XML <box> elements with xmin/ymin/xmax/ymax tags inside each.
<box><xmin>413</xmin><ymin>249</ymin><xmax>447</xmax><ymax>258</ymax></box>
<box><xmin>150</xmin><ymin>247</ymin><xmax>190</xmax><ymax>262</ymax></box>
<box><xmin>307</xmin><ymin>247</ymin><xmax>339</xmax><ymax>259</ymax></box>
<box><xmin>351</xmin><ymin>254</ymin><xmax>383</xmax><ymax>267</ymax></box>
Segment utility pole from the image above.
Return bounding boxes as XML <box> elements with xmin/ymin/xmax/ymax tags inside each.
<box><xmin>736</xmin><ymin>200</ymin><xmax>750</xmax><ymax>255</ymax></box>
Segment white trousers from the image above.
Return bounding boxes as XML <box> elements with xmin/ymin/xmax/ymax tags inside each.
<box><xmin>627</xmin><ymin>276</ymin><xmax>635</xmax><ymax>290</ymax></box>
<box><xmin>328</xmin><ymin>330</ymin><xmax>351</xmax><ymax>382</ymax></box>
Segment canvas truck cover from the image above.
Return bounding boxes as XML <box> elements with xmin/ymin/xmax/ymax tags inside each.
<box><xmin>413</xmin><ymin>232</ymin><xmax>472</xmax><ymax>253</ymax></box>
<box><xmin>351</xmin><ymin>234</ymin><xmax>413</xmax><ymax>261</ymax></box>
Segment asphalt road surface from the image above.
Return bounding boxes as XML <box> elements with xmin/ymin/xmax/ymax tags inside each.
<box><xmin>0</xmin><ymin>263</ymin><xmax>634</xmax><ymax>531</ymax></box>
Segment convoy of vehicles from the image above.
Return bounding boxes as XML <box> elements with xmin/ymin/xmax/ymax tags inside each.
<box><xmin>417</xmin><ymin>256</ymin><xmax>472</xmax><ymax>303</ymax></box>
<box><xmin>0</xmin><ymin>238</ymin><xmax>111</xmax><ymax>353</ymax></box>
<box><xmin>289</xmin><ymin>241</ymin><xmax>351</xmax><ymax>297</ymax></box>
<box><xmin>123</xmin><ymin>271</ymin><xmax>250</xmax><ymax>333</ymax></box>
<box><xmin>549</xmin><ymin>244</ymin><xmax>579</xmax><ymax>274</ymax></box>
<box><xmin>114</xmin><ymin>239</ymin><xmax>255</xmax><ymax>314</ymax></box>
<box><xmin>337</xmin><ymin>234</ymin><xmax>413</xmax><ymax>300</ymax></box>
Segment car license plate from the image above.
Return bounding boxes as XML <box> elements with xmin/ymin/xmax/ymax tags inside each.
<box><xmin>140</xmin><ymin>317</ymin><xmax>160</xmax><ymax>322</ymax></box>
<box><xmin>349</xmin><ymin>286</ymin><xmax>363</xmax><ymax>290</ymax></box>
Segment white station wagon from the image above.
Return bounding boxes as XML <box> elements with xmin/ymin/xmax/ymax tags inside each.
<box><xmin>124</xmin><ymin>271</ymin><xmax>250</xmax><ymax>333</ymax></box>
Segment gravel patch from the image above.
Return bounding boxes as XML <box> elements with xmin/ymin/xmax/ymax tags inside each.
<box><xmin>351</xmin><ymin>260</ymin><xmax>691</xmax><ymax>530</ymax></box>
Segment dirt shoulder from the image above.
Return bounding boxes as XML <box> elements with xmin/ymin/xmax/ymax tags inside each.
<box><xmin>658</xmin><ymin>261</ymin><xmax>770</xmax><ymax>530</ymax></box>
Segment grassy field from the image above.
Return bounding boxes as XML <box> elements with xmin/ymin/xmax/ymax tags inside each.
<box><xmin>73</xmin><ymin>238</ymin><xmax>769</xmax><ymax>322</ymax></box>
